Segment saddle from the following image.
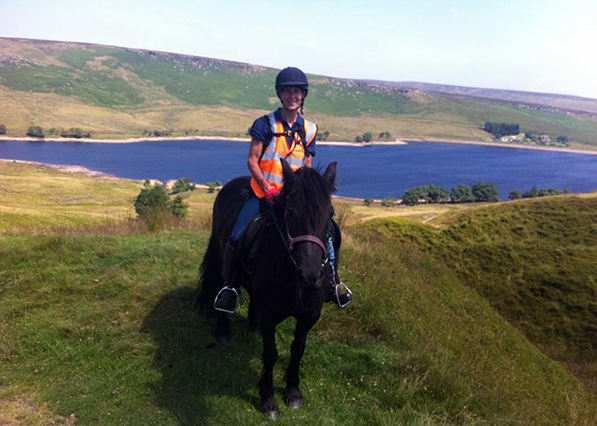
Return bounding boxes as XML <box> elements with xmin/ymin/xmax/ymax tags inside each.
<box><xmin>236</xmin><ymin>212</ymin><xmax>269</xmax><ymax>275</ymax></box>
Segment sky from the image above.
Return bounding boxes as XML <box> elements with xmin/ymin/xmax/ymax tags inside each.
<box><xmin>1</xmin><ymin>0</ymin><xmax>597</xmax><ymax>99</ymax></box>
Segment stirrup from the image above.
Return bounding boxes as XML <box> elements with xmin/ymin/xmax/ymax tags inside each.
<box><xmin>335</xmin><ymin>281</ymin><xmax>353</xmax><ymax>308</ymax></box>
<box><xmin>213</xmin><ymin>286</ymin><xmax>239</xmax><ymax>314</ymax></box>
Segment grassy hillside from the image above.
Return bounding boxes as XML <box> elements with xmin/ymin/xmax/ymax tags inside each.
<box><xmin>366</xmin><ymin>195</ymin><xmax>597</xmax><ymax>391</ymax></box>
<box><xmin>1</xmin><ymin>162</ymin><xmax>596</xmax><ymax>425</ymax></box>
<box><xmin>2</xmin><ymin>37</ymin><xmax>597</xmax><ymax>148</ymax></box>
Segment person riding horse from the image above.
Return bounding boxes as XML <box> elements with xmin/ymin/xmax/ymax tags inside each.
<box><xmin>214</xmin><ymin>66</ymin><xmax>353</xmax><ymax>313</ymax></box>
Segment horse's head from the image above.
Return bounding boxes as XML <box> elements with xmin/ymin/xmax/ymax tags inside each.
<box><xmin>279</xmin><ymin>160</ymin><xmax>337</xmax><ymax>290</ymax></box>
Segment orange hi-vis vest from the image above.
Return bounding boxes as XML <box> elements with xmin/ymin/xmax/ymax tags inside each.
<box><xmin>250</xmin><ymin>111</ymin><xmax>317</xmax><ymax>198</ymax></box>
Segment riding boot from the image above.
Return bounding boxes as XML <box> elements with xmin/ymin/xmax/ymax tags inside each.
<box><xmin>214</xmin><ymin>243</ymin><xmax>240</xmax><ymax>313</ymax></box>
<box><xmin>326</xmin><ymin>234</ymin><xmax>353</xmax><ymax>308</ymax></box>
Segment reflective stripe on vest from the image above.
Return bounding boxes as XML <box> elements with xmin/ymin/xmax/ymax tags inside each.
<box><xmin>250</xmin><ymin>112</ymin><xmax>317</xmax><ymax>198</ymax></box>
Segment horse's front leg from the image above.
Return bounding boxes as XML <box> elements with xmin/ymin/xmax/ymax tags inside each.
<box><xmin>284</xmin><ymin>314</ymin><xmax>319</xmax><ymax>409</ymax></box>
<box><xmin>257</xmin><ymin>315</ymin><xmax>279</xmax><ymax>419</ymax></box>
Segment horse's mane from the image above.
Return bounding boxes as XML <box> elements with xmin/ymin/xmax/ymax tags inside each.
<box><xmin>281</xmin><ymin>166</ymin><xmax>335</xmax><ymax>230</ymax></box>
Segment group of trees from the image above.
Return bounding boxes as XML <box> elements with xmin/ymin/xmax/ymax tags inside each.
<box><xmin>143</xmin><ymin>130</ymin><xmax>172</xmax><ymax>137</ymax></box>
<box><xmin>484</xmin><ymin>122</ymin><xmax>520</xmax><ymax>138</ymax></box>
<box><xmin>354</xmin><ymin>131</ymin><xmax>393</xmax><ymax>143</ymax></box>
<box><xmin>355</xmin><ymin>132</ymin><xmax>374</xmax><ymax>143</ymax></box>
<box><xmin>401</xmin><ymin>182</ymin><xmax>499</xmax><ymax>206</ymax></box>
<box><xmin>26</xmin><ymin>126</ymin><xmax>45</xmax><ymax>138</ymax></box>
<box><xmin>25</xmin><ymin>126</ymin><xmax>92</xmax><ymax>138</ymax></box>
<box><xmin>508</xmin><ymin>186</ymin><xmax>570</xmax><ymax>200</ymax></box>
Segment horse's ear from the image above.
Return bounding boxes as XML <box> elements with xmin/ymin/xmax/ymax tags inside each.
<box><xmin>323</xmin><ymin>162</ymin><xmax>337</xmax><ymax>192</ymax></box>
<box><xmin>281</xmin><ymin>159</ymin><xmax>295</xmax><ymax>184</ymax></box>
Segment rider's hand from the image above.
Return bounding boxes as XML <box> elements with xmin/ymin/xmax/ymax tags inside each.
<box><xmin>264</xmin><ymin>188</ymin><xmax>280</xmax><ymax>205</ymax></box>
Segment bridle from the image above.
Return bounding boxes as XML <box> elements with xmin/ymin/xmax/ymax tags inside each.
<box><xmin>269</xmin><ymin>208</ymin><xmax>329</xmax><ymax>269</ymax></box>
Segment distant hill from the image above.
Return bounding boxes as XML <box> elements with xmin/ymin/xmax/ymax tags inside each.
<box><xmin>2</xmin><ymin>37</ymin><xmax>597</xmax><ymax>149</ymax></box>
<box><xmin>376</xmin><ymin>81</ymin><xmax>597</xmax><ymax>116</ymax></box>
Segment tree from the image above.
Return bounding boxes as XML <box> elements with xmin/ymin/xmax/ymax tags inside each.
<box><xmin>171</xmin><ymin>177</ymin><xmax>196</xmax><ymax>194</ymax></box>
<box><xmin>508</xmin><ymin>190</ymin><xmax>522</xmax><ymax>200</ymax></box>
<box><xmin>378</xmin><ymin>131</ymin><xmax>392</xmax><ymax>140</ymax></box>
<box><xmin>472</xmin><ymin>182</ymin><xmax>499</xmax><ymax>202</ymax></box>
<box><xmin>363</xmin><ymin>132</ymin><xmax>374</xmax><ymax>143</ymax></box>
<box><xmin>0</xmin><ymin>124</ymin><xmax>6</xmax><ymax>135</ymax></box>
<box><xmin>354</xmin><ymin>135</ymin><xmax>364</xmax><ymax>143</ymax></box>
<box><xmin>557</xmin><ymin>136</ymin><xmax>570</xmax><ymax>146</ymax></box>
<box><xmin>363</xmin><ymin>198</ymin><xmax>374</xmax><ymax>207</ymax></box>
<box><xmin>426</xmin><ymin>184</ymin><xmax>449</xmax><ymax>203</ymax></box>
<box><xmin>402</xmin><ymin>186</ymin><xmax>430</xmax><ymax>206</ymax></box>
<box><xmin>26</xmin><ymin>126</ymin><xmax>45</xmax><ymax>138</ymax></box>
<box><xmin>170</xmin><ymin>195</ymin><xmax>188</xmax><ymax>218</ymax></box>
<box><xmin>450</xmin><ymin>184</ymin><xmax>475</xmax><ymax>203</ymax></box>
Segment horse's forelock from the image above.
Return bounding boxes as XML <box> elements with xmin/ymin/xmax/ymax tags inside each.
<box><xmin>283</xmin><ymin>167</ymin><xmax>332</xmax><ymax>230</ymax></box>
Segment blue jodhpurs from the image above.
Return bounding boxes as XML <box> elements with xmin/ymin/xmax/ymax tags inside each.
<box><xmin>230</xmin><ymin>195</ymin><xmax>268</xmax><ymax>247</ymax></box>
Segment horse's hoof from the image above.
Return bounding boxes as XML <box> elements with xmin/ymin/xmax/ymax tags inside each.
<box><xmin>283</xmin><ymin>389</ymin><xmax>304</xmax><ymax>409</ymax></box>
<box><xmin>259</xmin><ymin>398</ymin><xmax>279</xmax><ymax>419</ymax></box>
<box><xmin>286</xmin><ymin>398</ymin><xmax>303</xmax><ymax>409</ymax></box>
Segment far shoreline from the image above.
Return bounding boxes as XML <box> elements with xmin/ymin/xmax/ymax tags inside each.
<box><xmin>1</xmin><ymin>134</ymin><xmax>597</xmax><ymax>155</ymax></box>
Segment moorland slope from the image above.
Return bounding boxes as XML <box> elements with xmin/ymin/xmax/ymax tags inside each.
<box><xmin>2</xmin><ymin>37</ymin><xmax>597</xmax><ymax>150</ymax></box>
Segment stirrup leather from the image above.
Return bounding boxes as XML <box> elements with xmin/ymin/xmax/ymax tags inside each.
<box><xmin>335</xmin><ymin>281</ymin><xmax>353</xmax><ymax>308</ymax></box>
<box><xmin>213</xmin><ymin>286</ymin><xmax>239</xmax><ymax>314</ymax></box>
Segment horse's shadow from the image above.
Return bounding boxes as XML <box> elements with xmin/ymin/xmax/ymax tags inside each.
<box><xmin>141</xmin><ymin>286</ymin><xmax>261</xmax><ymax>426</ymax></box>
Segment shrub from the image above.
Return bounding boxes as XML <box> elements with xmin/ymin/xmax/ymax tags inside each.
<box><xmin>134</xmin><ymin>180</ymin><xmax>188</xmax><ymax>230</ymax></box>
<box><xmin>380</xmin><ymin>198</ymin><xmax>396</xmax><ymax>207</ymax></box>
<box><xmin>0</xmin><ymin>124</ymin><xmax>6</xmax><ymax>135</ymax></box>
<box><xmin>508</xmin><ymin>190</ymin><xmax>522</xmax><ymax>200</ymax></box>
<box><xmin>363</xmin><ymin>132</ymin><xmax>374</xmax><ymax>142</ymax></box>
<box><xmin>363</xmin><ymin>198</ymin><xmax>374</xmax><ymax>207</ymax></box>
<box><xmin>206</xmin><ymin>181</ymin><xmax>222</xmax><ymax>193</ymax></box>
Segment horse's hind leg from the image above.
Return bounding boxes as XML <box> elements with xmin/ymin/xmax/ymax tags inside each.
<box><xmin>284</xmin><ymin>314</ymin><xmax>319</xmax><ymax>409</ymax></box>
<box><xmin>214</xmin><ymin>311</ymin><xmax>231</xmax><ymax>344</ymax></box>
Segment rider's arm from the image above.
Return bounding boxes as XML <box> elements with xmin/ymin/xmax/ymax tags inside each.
<box><xmin>248</xmin><ymin>137</ymin><xmax>272</xmax><ymax>193</ymax></box>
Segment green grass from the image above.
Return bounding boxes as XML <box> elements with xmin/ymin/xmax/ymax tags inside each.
<box><xmin>1</xmin><ymin>229</ymin><xmax>595</xmax><ymax>426</ymax></box>
<box><xmin>1</xmin><ymin>162</ymin><xmax>596</xmax><ymax>425</ymax></box>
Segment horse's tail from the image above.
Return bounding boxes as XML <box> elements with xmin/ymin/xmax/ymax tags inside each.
<box><xmin>195</xmin><ymin>234</ymin><xmax>223</xmax><ymax>316</ymax></box>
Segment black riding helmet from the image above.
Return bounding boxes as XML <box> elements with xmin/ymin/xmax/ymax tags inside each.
<box><xmin>275</xmin><ymin>67</ymin><xmax>309</xmax><ymax>98</ymax></box>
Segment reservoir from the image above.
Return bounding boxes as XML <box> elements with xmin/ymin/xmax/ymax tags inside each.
<box><xmin>1</xmin><ymin>139</ymin><xmax>596</xmax><ymax>200</ymax></box>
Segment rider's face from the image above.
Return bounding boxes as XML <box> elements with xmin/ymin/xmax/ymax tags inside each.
<box><xmin>278</xmin><ymin>86</ymin><xmax>305</xmax><ymax>111</ymax></box>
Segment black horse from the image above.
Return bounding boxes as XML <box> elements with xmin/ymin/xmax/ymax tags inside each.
<box><xmin>196</xmin><ymin>160</ymin><xmax>337</xmax><ymax>419</ymax></box>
